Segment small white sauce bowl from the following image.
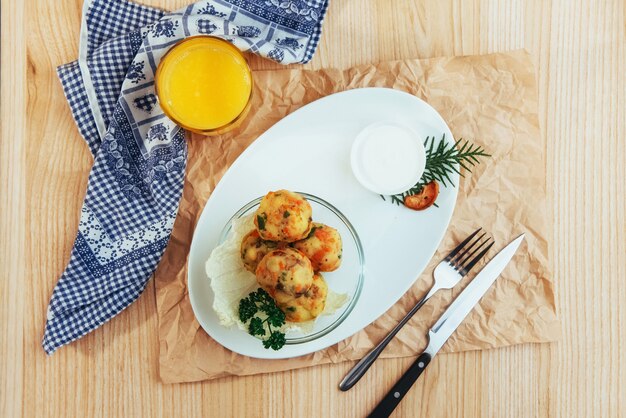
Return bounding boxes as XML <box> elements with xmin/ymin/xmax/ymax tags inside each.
<box><xmin>350</xmin><ymin>122</ymin><xmax>426</xmax><ymax>195</ymax></box>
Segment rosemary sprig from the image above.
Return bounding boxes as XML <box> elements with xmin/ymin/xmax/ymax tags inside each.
<box><xmin>385</xmin><ymin>135</ymin><xmax>490</xmax><ymax>206</ymax></box>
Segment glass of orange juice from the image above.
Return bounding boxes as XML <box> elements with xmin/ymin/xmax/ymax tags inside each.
<box><xmin>155</xmin><ymin>36</ymin><xmax>253</xmax><ymax>136</ymax></box>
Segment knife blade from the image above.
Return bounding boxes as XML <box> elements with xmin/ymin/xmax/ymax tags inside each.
<box><xmin>368</xmin><ymin>234</ymin><xmax>525</xmax><ymax>418</ymax></box>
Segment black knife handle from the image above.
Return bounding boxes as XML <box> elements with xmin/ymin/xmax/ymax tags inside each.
<box><xmin>367</xmin><ymin>352</ymin><xmax>432</xmax><ymax>418</ymax></box>
<box><xmin>339</xmin><ymin>294</ymin><xmax>430</xmax><ymax>391</ymax></box>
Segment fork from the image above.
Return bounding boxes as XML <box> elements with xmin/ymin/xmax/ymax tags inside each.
<box><xmin>339</xmin><ymin>228</ymin><xmax>494</xmax><ymax>391</ymax></box>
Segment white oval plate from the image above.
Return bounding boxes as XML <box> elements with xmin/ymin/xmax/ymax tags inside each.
<box><xmin>188</xmin><ymin>88</ymin><xmax>458</xmax><ymax>359</ymax></box>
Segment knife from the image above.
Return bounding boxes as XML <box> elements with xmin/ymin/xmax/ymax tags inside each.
<box><xmin>368</xmin><ymin>234</ymin><xmax>525</xmax><ymax>418</ymax></box>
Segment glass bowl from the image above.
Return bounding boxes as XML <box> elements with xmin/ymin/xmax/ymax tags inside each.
<box><xmin>218</xmin><ymin>192</ymin><xmax>365</xmax><ymax>344</ymax></box>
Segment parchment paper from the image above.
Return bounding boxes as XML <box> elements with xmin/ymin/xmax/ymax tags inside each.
<box><xmin>154</xmin><ymin>49</ymin><xmax>560</xmax><ymax>383</ymax></box>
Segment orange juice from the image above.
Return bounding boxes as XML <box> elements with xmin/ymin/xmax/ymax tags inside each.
<box><xmin>156</xmin><ymin>36</ymin><xmax>253</xmax><ymax>135</ymax></box>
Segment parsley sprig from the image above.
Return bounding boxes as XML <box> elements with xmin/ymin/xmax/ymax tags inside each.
<box><xmin>383</xmin><ymin>135</ymin><xmax>490</xmax><ymax>206</ymax></box>
<box><xmin>238</xmin><ymin>288</ymin><xmax>286</xmax><ymax>350</ymax></box>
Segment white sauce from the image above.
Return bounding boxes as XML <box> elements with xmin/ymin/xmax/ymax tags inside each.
<box><xmin>351</xmin><ymin>122</ymin><xmax>426</xmax><ymax>195</ymax></box>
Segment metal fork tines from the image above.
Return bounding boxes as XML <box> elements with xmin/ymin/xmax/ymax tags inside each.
<box><xmin>444</xmin><ymin>229</ymin><xmax>495</xmax><ymax>276</ymax></box>
<box><xmin>338</xmin><ymin>228</ymin><xmax>494</xmax><ymax>391</ymax></box>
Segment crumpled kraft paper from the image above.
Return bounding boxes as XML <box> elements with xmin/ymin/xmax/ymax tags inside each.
<box><xmin>154</xmin><ymin>49</ymin><xmax>560</xmax><ymax>383</ymax></box>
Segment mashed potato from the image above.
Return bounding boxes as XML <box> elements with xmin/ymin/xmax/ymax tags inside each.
<box><xmin>240</xmin><ymin>230</ymin><xmax>285</xmax><ymax>273</ymax></box>
<box><xmin>254</xmin><ymin>190</ymin><xmax>312</xmax><ymax>242</ymax></box>
<box><xmin>292</xmin><ymin>223</ymin><xmax>343</xmax><ymax>272</ymax></box>
<box><xmin>206</xmin><ymin>214</ymin><xmax>347</xmax><ymax>334</ymax></box>
<box><xmin>255</xmin><ymin>248</ymin><xmax>314</xmax><ymax>296</ymax></box>
<box><xmin>274</xmin><ymin>273</ymin><xmax>328</xmax><ymax>322</ymax></box>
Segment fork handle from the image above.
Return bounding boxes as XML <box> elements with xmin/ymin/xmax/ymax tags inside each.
<box><xmin>367</xmin><ymin>352</ymin><xmax>432</xmax><ymax>418</ymax></box>
<box><xmin>339</xmin><ymin>287</ymin><xmax>437</xmax><ymax>391</ymax></box>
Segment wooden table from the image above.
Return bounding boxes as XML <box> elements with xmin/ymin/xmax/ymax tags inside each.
<box><xmin>1</xmin><ymin>0</ymin><xmax>624</xmax><ymax>416</ymax></box>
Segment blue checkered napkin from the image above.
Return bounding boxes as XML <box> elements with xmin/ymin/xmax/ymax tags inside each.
<box><xmin>44</xmin><ymin>0</ymin><xmax>330</xmax><ymax>354</ymax></box>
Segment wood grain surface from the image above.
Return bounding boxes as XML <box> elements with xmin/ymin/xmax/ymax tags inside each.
<box><xmin>1</xmin><ymin>0</ymin><xmax>624</xmax><ymax>417</ymax></box>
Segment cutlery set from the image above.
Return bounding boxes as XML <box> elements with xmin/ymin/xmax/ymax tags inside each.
<box><xmin>338</xmin><ymin>229</ymin><xmax>525</xmax><ymax>418</ymax></box>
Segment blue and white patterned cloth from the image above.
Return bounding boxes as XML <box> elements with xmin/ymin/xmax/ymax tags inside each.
<box><xmin>44</xmin><ymin>0</ymin><xmax>329</xmax><ymax>354</ymax></box>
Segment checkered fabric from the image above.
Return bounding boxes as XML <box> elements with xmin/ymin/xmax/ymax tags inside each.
<box><xmin>44</xmin><ymin>0</ymin><xmax>330</xmax><ymax>354</ymax></box>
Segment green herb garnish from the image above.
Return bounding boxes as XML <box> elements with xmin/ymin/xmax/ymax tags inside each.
<box><xmin>283</xmin><ymin>210</ymin><xmax>290</xmax><ymax>218</ymax></box>
<box><xmin>256</xmin><ymin>214</ymin><xmax>266</xmax><ymax>230</ymax></box>
<box><xmin>383</xmin><ymin>135</ymin><xmax>490</xmax><ymax>207</ymax></box>
<box><xmin>238</xmin><ymin>288</ymin><xmax>286</xmax><ymax>350</ymax></box>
